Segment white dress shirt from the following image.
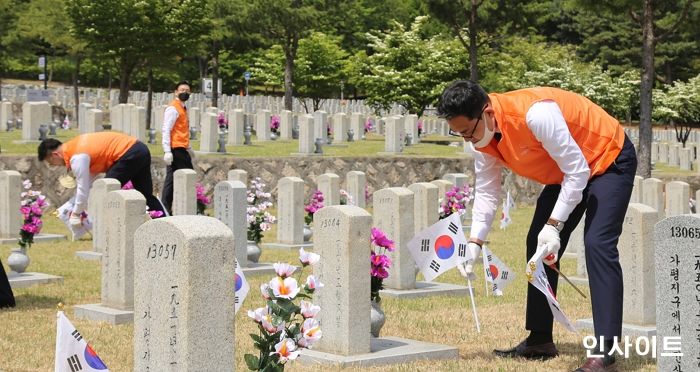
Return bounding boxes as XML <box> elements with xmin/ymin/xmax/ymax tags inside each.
<box><xmin>161</xmin><ymin>105</ymin><xmax>181</xmax><ymax>153</ymax></box>
<box><xmin>470</xmin><ymin>100</ymin><xmax>590</xmax><ymax>241</ymax></box>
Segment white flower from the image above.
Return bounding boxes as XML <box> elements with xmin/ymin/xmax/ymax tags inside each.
<box><xmin>299</xmin><ymin>248</ymin><xmax>320</xmax><ymax>266</ymax></box>
<box><xmin>246</xmin><ymin>196</ymin><xmax>255</xmax><ymax>203</ymax></box>
<box><xmin>261</xmin><ymin>313</ymin><xmax>284</xmax><ymax>334</ymax></box>
<box><xmin>260</xmin><ymin>283</ymin><xmax>271</xmax><ymax>299</ymax></box>
<box><xmin>273</xmin><ymin>263</ymin><xmax>296</xmax><ymax>278</ymax></box>
<box><xmin>300</xmin><ymin>300</ymin><xmax>320</xmax><ymax>318</ymax></box>
<box><xmin>247</xmin><ymin>307</ymin><xmax>268</xmax><ymax>323</ymax></box>
<box><xmin>271</xmin><ymin>338</ymin><xmax>300</xmax><ymax>363</ymax></box>
<box><xmin>305</xmin><ymin>275</ymin><xmax>324</xmax><ymax>291</ymax></box>
<box><xmin>297</xmin><ymin>318</ymin><xmax>322</xmax><ymax>348</ymax></box>
<box><xmin>22</xmin><ymin>180</ymin><xmax>32</xmax><ymax>189</ymax></box>
<box><xmin>269</xmin><ymin>276</ymin><xmax>300</xmax><ymax>299</ymax></box>
<box><xmin>20</xmin><ymin>192</ymin><xmax>27</xmax><ymax>198</ymax></box>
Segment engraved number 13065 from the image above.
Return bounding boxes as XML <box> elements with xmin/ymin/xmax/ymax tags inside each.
<box><xmin>670</xmin><ymin>226</ymin><xmax>700</xmax><ymax>239</ymax></box>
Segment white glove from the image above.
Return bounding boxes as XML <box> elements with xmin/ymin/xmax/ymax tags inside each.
<box><xmin>537</xmin><ymin>224</ymin><xmax>561</xmax><ymax>266</ymax></box>
<box><xmin>69</xmin><ymin>213</ymin><xmax>82</xmax><ymax>228</ymax></box>
<box><xmin>163</xmin><ymin>152</ymin><xmax>173</xmax><ymax>165</ymax></box>
<box><xmin>457</xmin><ymin>242</ymin><xmax>482</xmax><ymax>279</ymax></box>
<box><xmin>187</xmin><ymin>147</ymin><xmax>195</xmax><ymax>160</ymax></box>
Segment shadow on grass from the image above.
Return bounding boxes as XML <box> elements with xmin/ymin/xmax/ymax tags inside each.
<box><xmin>13</xmin><ymin>293</ymin><xmax>63</xmax><ymax>310</ymax></box>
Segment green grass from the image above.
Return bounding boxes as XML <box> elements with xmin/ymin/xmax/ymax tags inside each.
<box><xmin>0</xmin><ymin>206</ymin><xmax>656</xmax><ymax>372</ymax></box>
<box><xmin>0</xmin><ymin>130</ymin><xmax>464</xmax><ymax>159</ymax></box>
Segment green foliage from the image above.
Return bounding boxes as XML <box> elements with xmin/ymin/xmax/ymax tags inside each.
<box><xmin>295</xmin><ymin>32</ymin><xmax>347</xmax><ymax>109</ymax></box>
<box><xmin>653</xmin><ymin>74</ymin><xmax>700</xmax><ymax>125</ymax></box>
<box><xmin>250</xmin><ymin>46</ymin><xmax>285</xmax><ymax>89</ymax></box>
<box><xmin>350</xmin><ymin>16</ymin><xmax>468</xmax><ymax>116</ymax></box>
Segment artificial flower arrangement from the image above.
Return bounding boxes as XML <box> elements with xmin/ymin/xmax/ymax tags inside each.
<box><xmin>270</xmin><ymin>115</ymin><xmax>280</xmax><ymax>134</ymax></box>
<box><xmin>438</xmin><ymin>184</ymin><xmax>473</xmax><ymax>220</ymax></box>
<box><xmin>339</xmin><ymin>189</ymin><xmax>354</xmax><ymax>206</ymax></box>
<box><xmin>18</xmin><ymin>180</ymin><xmax>49</xmax><ymax>249</ymax></box>
<box><xmin>247</xmin><ymin>177</ymin><xmax>276</xmax><ymax>243</ymax></box>
<box><xmin>121</xmin><ymin>180</ymin><xmax>164</xmax><ymax>218</ymax></box>
<box><xmin>370</xmin><ymin>227</ymin><xmax>394</xmax><ymax>303</ymax></box>
<box><xmin>303</xmin><ymin>190</ymin><xmax>324</xmax><ymax>226</ymax></box>
<box><xmin>196</xmin><ymin>182</ymin><xmax>211</xmax><ymax>215</ymax></box>
<box><xmin>218</xmin><ymin>111</ymin><xmax>229</xmax><ymax>130</ymax></box>
<box><xmin>245</xmin><ymin>248</ymin><xmax>323</xmax><ymax>371</ymax></box>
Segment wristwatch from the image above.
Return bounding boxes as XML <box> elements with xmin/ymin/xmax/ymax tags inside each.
<box><xmin>546</xmin><ymin>218</ymin><xmax>564</xmax><ymax>232</ymax></box>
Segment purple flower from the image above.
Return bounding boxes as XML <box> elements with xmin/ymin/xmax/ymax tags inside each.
<box><xmin>122</xmin><ymin>180</ymin><xmax>134</xmax><ymax>190</ymax></box>
<box><xmin>217</xmin><ymin>112</ymin><xmax>229</xmax><ymax>129</ymax></box>
<box><xmin>149</xmin><ymin>210</ymin><xmax>164</xmax><ymax>219</ymax></box>
<box><xmin>270</xmin><ymin>115</ymin><xmax>280</xmax><ymax>133</ymax></box>
<box><xmin>371</xmin><ymin>227</ymin><xmax>395</xmax><ymax>251</ymax></box>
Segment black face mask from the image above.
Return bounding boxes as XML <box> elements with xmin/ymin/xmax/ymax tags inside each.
<box><xmin>178</xmin><ymin>92</ymin><xmax>190</xmax><ymax>102</ymax></box>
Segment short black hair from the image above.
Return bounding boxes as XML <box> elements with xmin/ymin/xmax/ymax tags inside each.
<box><xmin>175</xmin><ymin>80</ymin><xmax>191</xmax><ymax>91</ymax></box>
<box><xmin>436</xmin><ymin>80</ymin><xmax>490</xmax><ymax>120</ymax></box>
<box><xmin>37</xmin><ymin>138</ymin><xmax>62</xmax><ymax>161</ymax></box>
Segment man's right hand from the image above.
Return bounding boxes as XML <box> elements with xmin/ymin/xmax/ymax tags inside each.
<box><xmin>164</xmin><ymin>152</ymin><xmax>173</xmax><ymax>165</ymax></box>
<box><xmin>457</xmin><ymin>242</ymin><xmax>482</xmax><ymax>279</ymax></box>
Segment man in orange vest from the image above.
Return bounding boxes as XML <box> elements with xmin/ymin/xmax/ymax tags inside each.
<box><xmin>438</xmin><ymin>80</ymin><xmax>636</xmax><ymax>372</ymax></box>
<box><xmin>38</xmin><ymin>132</ymin><xmax>166</xmax><ymax>226</ymax></box>
<box><xmin>161</xmin><ymin>80</ymin><xmax>194</xmax><ymax>215</ymax></box>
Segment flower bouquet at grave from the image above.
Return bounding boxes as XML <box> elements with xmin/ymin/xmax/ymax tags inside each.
<box><xmin>270</xmin><ymin>115</ymin><xmax>280</xmax><ymax>134</ymax></box>
<box><xmin>196</xmin><ymin>183</ymin><xmax>211</xmax><ymax>215</ymax></box>
<box><xmin>245</xmin><ymin>248</ymin><xmax>323</xmax><ymax>371</ymax></box>
<box><xmin>370</xmin><ymin>227</ymin><xmax>394</xmax><ymax>304</ymax></box>
<box><xmin>247</xmin><ymin>178</ymin><xmax>276</xmax><ymax>244</ymax></box>
<box><xmin>18</xmin><ymin>180</ymin><xmax>49</xmax><ymax>249</ymax></box>
<box><xmin>364</xmin><ymin>118</ymin><xmax>373</xmax><ymax>133</ymax></box>
<box><xmin>217</xmin><ymin>111</ymin><xmax>228</xmax><ymax>130</ymax></box>
<box><xmin>303</xmin><ymin>190</ymin><xmax>324</xmax><ymax>226</ymax></box>
<box><xmin>339</xmin><ymin>189</ymin><xmax>354</xmax><ymax>206</ymax></box>
<box><xmin>417</xmin><ymin>120</ymin><xmax>423</xmax><ymax>136</ymax></box>
<box><xmin>438</xmin><ymin>184</ymin><xmax>474</xmax><ymax>220</ymax></box>
<box><xmin>121</xmin><ymin>180</ymin><xmax>163</xmax><ymax>218</ymax></box>
<box><xmin>61</xmin><ymin>117</ymin><xmax>71</xmax><ymax>130</ymax></box>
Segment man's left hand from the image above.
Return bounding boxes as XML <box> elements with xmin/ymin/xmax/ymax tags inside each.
<box><xmin>537</xmin><ymin>224</ymin><xmax>561</xmax><ymax>265</ymax></box>
<box><xmin>69</xmin><ymin>213</ymin><xmax>83</xmax><ymax>228</ymax></box>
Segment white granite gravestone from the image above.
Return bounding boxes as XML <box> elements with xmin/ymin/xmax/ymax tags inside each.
<box><xmin>74</xmin><ymin>190</ymin><xmax>148</xmax><ymax>324</ymax></box>
<box><xmin>383</xmin><ymin>116</ymin><xmax>403</xmax><ymax>153</ymax></box>
<box><xmin>227</xmin><ymin>109</ymin><xmax>244</xmax><ymax>145</ymax></box>
<box><xmin>173</xmin><ymin>169</ymin><xmax>197</xmax><ymax>215</ymax></box>
<box><xmin>630</xmin><ymin>176</ymin><xmax>644</xmax><ymax>204</ymax></box>
<box><xmin>318</xmin><ymin>173</ymin><xmax>340</xmax><ymax>206</ymax></box>
<box><xmin>22</xmin><ymin>101</ymin><xmax>51</xmax><ymax>141</ymax></box>
<box><xmin>0</xmin><ymin>101</ymin><xmax>13</xmax><ymax>131</ymax></box>
<box><xmin>279</xmin><ymin>110</ymin><xmax>293</xmax><ymax>140</ymax></box>
<box><xmin>297</xmin><ymin>114</ymin><xmax>315</xmax><ymax>154</ymax></box>
<box><xmin>408</xmin><ymin>182</ymin><xmax>439</xmax><ymax>234</ymax></box>
<box><xmin>404</xmin><ymin>114</ymin><xmax>419</xmax><ymax>144</ymax></box>
<box><xmin>83</xmin><ymin>109</ymin><xmax>103</xmax><ymax>134</ymax></box>
<box><xmin>654</xmin><ymin>214</ymin><xmax>700</xmax><ymax>371</ymax></box>
<box><xmin>77</xmin><ymin>178</ymin><xmax>121</xmax><ymax>260</ymax></box>
<box><xmin>642</xmin><ymin>178</ymin><xmax>665</xmax><ymax>218</ymax></box>
<box><xmin>314</xmin><ymin>110</ymin><xmax>328</xmax><ymax>144</ymax></box>
<box><xmin>264</xmin><ymin>177</ymin><xmax>312</xmax><ymax>251</ymax></box>
<box><xmin>332</xmin><ymin>113</ymin><xmax>349</xmax><ymax>143</ymax></box>
<box><xmin>199</xmin><ymin>112</ymin><xmax>218</xmax><ymax>153</ymax></box>
<box><xmin>227</xmin><ymin>169</ymin><xmax>248</xmax><ymax>186</ymax></box>
<box><xmin>346</xmin><ymin>171</ymin><xmax>366</xmax><ymax>208</ymax></box>
<box><xmin>256</xmin><ymin>109</ymin><xmax>271</xmax><ymax>141</ymax></box>
<box><xmin>665</xmin><ymin>181</ymin><xmax>690</xmax><ymax>216</ymax></box>
<box><xmin>0</xmin><ymin>170</ymin><xmax>21</xmax><ymax>239</ymax></box>
<box><xmin>133</xmin><ymin>216</ymin><xmax>235</xmax><ymax>371</ymax></box>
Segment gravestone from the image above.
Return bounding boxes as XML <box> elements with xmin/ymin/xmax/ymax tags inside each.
<box><xmin>133</xmin><ymin>216</ymin><xmax>235</xmax><ymax>371</ymax></box>
<box><xmin>346</xmin><ymin>171</ymin><xmax>366</xmax><ymax>208</ymax></box>
<box><xmin>199</xmin><ymin>112</ymin><xmax>218</xmax><ymax>153</ymax></box>
<box><xmin>665</xmin><ymin>181</ymin><xmax>690</xmax><ymax>216</ymax></box>
<box><xmin>680</xmin><ymin>148</ymin><xmax>692</xmax><ymax>171</ymax></box>
<box><xmin>1</xmin><ymin>101</ymin><xmax>13</xmax><ymax>131</ymax></box>
<box><xmin>227</xmin><ymin>169</ymin><xmax>248</xmax><ymax>186</ymax></box>
<box><xmin>0</xmin><ymin>170</ymin><xmax>21</xmax><ymax>238</ymax></box>
<box><xmin>173</xmin><ymin>169</ymin><xmax>197</xmax><ymax>215</ymax></box>
<box><xmin>82</xmin><ymin>109</ymin><xmax>103</xmax><ymax>134</ymax></box>
<box><xmin>214</xmin><ymin>180</ymin><xmax>247</xmax><ymax>266</ymax></box>
<box><xmin>188</xmin><ymin>106</ymin><xmax>201</xmax><ymax>131</ymax></box>
<box><xmin>256</xmin><ymin>109</ymin><xmax>271</xmax><ymax>141</ymax></box>
<box><xmin>404</xmin><ymin>114</ymin><xmax>419</xmax><ymax>145</ymax></box>
<box><xmin>658</xmin><ymin>143</ymin><xmax>669</xmax><ymax>164</ymax></box>
<box><xmin>227</xmin><ymin>109</ymin><xmax>244</xmax><ymax>145</ymax></box>
<box><xmin>301</xmin><ymin>205</ymin><xmax>459</xmax><ymax>367</ymax></box>
<box><xmin>332</xmin><ymin>113</ymin><xmax>349</xmax><ymax>143</ymax></box>
<box><xmin>568</xmin><ymin>213</ymin><xmax>588</xmax><ymax>284</ymax></box>
<box><xmin>313</xmin><ymin>110</ymin><xmax>328</xmax><ymax>144</ymax></box>
<box><xmin>77</xmin><ymin>178</ymin><xmax>121</xmax><ymax>260</ymax></box>
<box><xmin>22</xmin><ymin>101</ymin><xmax>51</xmax><ymax>141</ymax></box>
<box><xmin>78</xmin><ymin>102</ymin><xmax>93</xmax><ymax>131</ymax></box>
<box><xmin>74</xmin><ymin>190</ymin><xmax>147</xmax><ymax>324</ymax></box>
<box><xmin>318</xmin><ymin>173</ymin><xmax>340</xmax><ymax>206</ymax></box>
<box><xmin>668</xmin><ymin>144</ymin><xmax>680</xmax><ymax>167</ymax></box>
<box><xmin>631</xmin><ymin>176</ymin><xmax>644</xmax><ymax>204</ymax></box>
<box><xmin>350</xmin><ymin>113</ymin><xmax>364</xmax><ymax>140</ymax></box>
<box><xmin>297</xmin><ymin>114</ymin><xmax>315</xmax><ymax>155</ymax></box>
<box><xmin>642</xmin><ymin>178</ymin><xmax>665</xmax><ymax>218</ymax></box>
<box><xmin>654</xmin><ymin>214</ymin><xmax>700</xmax><ymax>371</ymax></box>
<box><xmin>109</xmin><ymin>104</ymin><xmax>125</xmax><ymax>132</ymax></box>
<box><xmin>383</xmin><ymin>116</ymin><xmax>403</xmax><ymax>153</ymax></box>
<box><xmin>576</xmin><ymin>203</ymin><xmax>658</xmax><ymax>336</ymax></box>
<box><xmin>279</xmin><ymin>110</ymin><xmax>293</xmax><ymax>140</ymax></box>
<box><xmin>408</xmin><ymin>182</ymin><xmax>439</xmax><ymax>234</ymax></box>
<box><xmin>430</xmin><ymin>179</ymin><xmax>454</xmax><ymax>202</ymax></box>
<box><xmin>264</xmin><ymin>177</ymin><xmax>312</xmax><ymax>251</ymax></box>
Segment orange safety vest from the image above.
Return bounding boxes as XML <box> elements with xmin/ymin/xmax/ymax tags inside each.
<box><xmin>169</xmin><ymin>99</ymin><xmax>190</xmax><ymax>149</ymax></box>
<box><xmin>62</xmin><ymin>132</ymin><xmax>137</xmax><ymax>174</ymax></box>
<box><xmin>478</xmin><ymin>87</ymin><xmax>625</xmax><ymax>185</ymax></box>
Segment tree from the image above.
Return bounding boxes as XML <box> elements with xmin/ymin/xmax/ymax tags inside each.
<box><xmin>65</xmin><ymin>0</ymin><xmax>206</xmax><ymax>104</ymax></box>
<box><xmin>295</xmin><ymin>32</ymin><xmax>347</xmax><ymax>112</ymax></box>
<box><xmin>653</xmin><ymin>74</ymin><xmax>700</xmax><ymax>147</ymax></box>
<box><xmin>247</xmin><ymin>0</ymin><xmax>320</xmax><ymax>110</ymax></box>
<box><xmin>0</xmin><ymin>0</ymin><xmax>19</xmax><ymax>101</ymax></box>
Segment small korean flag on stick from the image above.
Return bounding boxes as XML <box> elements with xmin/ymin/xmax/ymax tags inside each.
<box><xmin>408</xmin><ymin>213</ymin><xmax>472</xmax><ymax>282</ymax></box>
<box><xmin>481</xmin><ymin>245</ymin><xmax>515</xmax><ymax>296</ymax></box>
<box><xmin>526</xmin><ymin>253</ymin><xmax>577</xmax><ymax>333</ymax></box>
<box><xmin>499</xmin><ymin>191</ymin><xmax>515</xmax><ymax>230</ymax></box>
<box><xmin>55</xmin><ymin>311</ymin><xmax>109</xmax><ymax>372</ymax></box>
<box><xmin>234</xmin><ymin>259</ymin><xmax>250</xmax><ymax>314</ymax></box>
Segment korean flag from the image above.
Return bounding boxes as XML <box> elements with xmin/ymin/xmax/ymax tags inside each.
<box><xmin>55</xmin><ymin>311</ymin><xmax>109</xmax><ymax>372</ymax></box>
<box><xmin>408</xmin><ymin>213</ymin><xmax>472</xmax><ymax>282</ymax></box>
<box><xmin>482</xmin><ymin>245</ymin><xmax>515</xmax><ymax>296</ymax></box>
<box><xmin>234</xmin><ymin>259</ymin><xmax>249</xmax><ymax>314</ymax></box>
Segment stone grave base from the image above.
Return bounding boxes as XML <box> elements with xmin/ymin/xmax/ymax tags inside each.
<box><xmin>569</xmin><ymin>276</ymin><xmax>589</xmax><ymax>287</ymax></box>
<box><xmin>74</xmin><ymin>303</ymin><xmax>133</xmax><ymax>325</ymax></box>
<box><xmin>241</xmin><ymin>262</ymin><xmax>277</xmax><ymax>276</ymax></box>
<box><xmin>300</xmin><ymin>336</ymin><xmax>459</xmax><ymax>368</ymax></box>
<box><xmin>576</xmin><ymin>318</ymin><xmax>656</xmax><ymax>337</ymax></box>
<box><xmin>380</xmin><ymin>281</ymin><xmax>469</xmax><ymax>299</ymax></box>
<box><xmin>326</xmin><ymin>143</ymin><xmax>349</xmax><ymax>147</ymax></box>
<box><xmin>290</xmin><ymin>153</ymin><xmax>323</xmax><ymax>157</ymax></box>
<box><xmin>262</xmin><ymin>242</ymin><xmax>313</xmax><ymax>250</ymax></box>
<box><xmin>75</xmin><ymin>251</ymin><xmax>102</xmax><ymax>261</ymax></box>
<box><xmin>376</xmin><ymin>152</ymin><xmax>402</xmax><ymax>156</ymax></box>
<box><xmin>1</xmin><ymin>233</ymin><xmax>66</xmax><ymax>245</ymax></box>
<box><xmin>8</xmin><ymin>272</ymin><xmax>64</xmax><ymax>289</ymax></box>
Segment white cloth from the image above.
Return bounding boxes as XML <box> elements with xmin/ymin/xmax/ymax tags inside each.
<box><xmin>470</xmin><ymin>100</ymin><xmax>590</xmax><ymax>241</ymax></box>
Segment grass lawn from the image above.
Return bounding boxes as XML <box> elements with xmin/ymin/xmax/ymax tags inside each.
<box><xmin>0</xmin><ymin>205</ymin><xmax>656</xmax><ymax>372</ymax></box>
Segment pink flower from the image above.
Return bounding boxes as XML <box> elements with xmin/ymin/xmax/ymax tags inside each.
<box><xmin>148</xmin><ymin>210</ymin><xmax>164</xmax><ymax>219</ymax></box>
<box><xmin>299</xmin><ymin>248</ymin><xmax>320</xmax><ymax>266</ymax></box>
<box><xmin>273</xmin><ymin>263</ymin><xmax>296</xmax><ymax>278</ymax></box>
<box><xmin>371</xmin><ymin>227</ymin><xmax>395</xmax><ymax>251</ymax></box>
<box><xmin>271</xmin><ymin>338</ymin><xmax>299</xmax><ymax>363</ymax></box>
<box><xmin>370</xmin><ymin>252</ymin><xmax>391</xmax><ymax>269</ymax></box>
<box><xmin>269</xmin><ymin>276</ymin><xmax>300</xmax><ymax>299</ymax></box>
<box><xmin>297</xmin><ymin>318</ymin><xmax>322</xmax><ymax>347</ymax></box>
<box><xmin>300</xmin><ymin>300</ymin><xmax>320</xmax><ymax>318</ymax></box>
<box><xmin>371</xmin><ymin>266</ymin><xmax>389</xmax><ymax>279</ymax></box>
<box><xmin>305</xmin><ymin>275</ymin><xmax>324</xmax><ymax>292</ymax></box>
<box><xmin>121</xmin><ymin>180</ymin><xmax>134</xmax><ymax>190</ymax></box>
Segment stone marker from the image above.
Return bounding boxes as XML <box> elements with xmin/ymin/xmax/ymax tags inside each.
<box><xmin>264</xmin><ymin>177</ymin><xmax>308</xmax><ymax>250</ymax></box>
<box><xmin>77</xmin><ymin>178</ymin><xmax>121</xmax><ymax>260</ymax></box>
<box><xmin>630</xmin><ymin>176</ymin><xmax>643</xmax><ymax>203</ymax></box>
<box><xmin>227</xmin><ymin>109</ymin><xmax>244</xmax><ymax>145</ymax></box>
<box><xmin>346</xmin><ymin>171</ymin><xmax>366</xmax><ymax>208</ymax></box>
<box><xmin>279</xmin><ymin>110</ymin><xmax>293</xmax><ymax>140</ymax></box>
<box><xmin>297</xmin><ymin>114</ymin><xmax>315</xmax><ymax>154</ymax></box>
<box><xmin>314</xmin><ymin>110</ymin><xmax>328</xmax><ymax>144</ymax></box>
<box><xmin>256</xmin><ymin>109</ymin><xmax>272</xmax><ymax>141</ymax></box>
<box><xmin>642</xmin><ymin>178</ymin><xmax>665</xmax><ymax>218</ymax></box>
<box><xmin>430</xmin><ymin>179</ymin><xmax>454</xmax><ymax>201</ymax></box>
<box><xmin>576</xmin><ymin>203</ymin><xmax>658</xmax><ymax>336</ymax></box>
<box><xmin>22</xmin><ymin>101</ymin><xmax>51</xmax><ymax>141</ymax></box>
<box><xmin>214</xmin><ymin>180</ymin><xmax>247</xmax><ymax>267</ymax></box>
<box><xmin>383</xmin><ymin>116</ymin><xmax>403</xmax><ymax>153</ymax></box>
<box><xmin>318</xmin><ymin>173</ymin><xmax>340</xmax><ymax>206</ymax></box>
<box><xmin>134</xmin><ymin>216</ymin><xmax>235</xmax><ymax>371</ymax></box>
<box><xmin>654</xmin><ymin>214</ymin><xmax>700</xmax><ymax>371</ymax></box>
<box><xmin>408</xmin><ymin>182</ymin><xmax>439</xmax><ymax>234</ymax></box>
<box><xmin>1</xmin><ymin>101</ymin><xmax>13</xmax><ymax>131</ymax></box>
<box><xmin>227</xmin><ymin>169</ymin><xmax>248</xmax><ymax>186</ymax></box>
<box><xmin>373</xmin><ymin>188</ymin><xmax>415</xmax><ymax>289</ymax></box>
<box><xmin>665</xmin><ymin>181</ymin><xmax>690</xmax><ymax>216</ymax></box>
<box><xmin>173</xmin><ymin>169</ymin><xmax>197</xmax><ymax>215</ymax></box>
<box><xmin>83</xmin><ymin>109</ymin><xmax>103</xmax><ymax>134</ymax></box>
<box><xmin>0</xmin><ymin>170</ymin><xmax>21</xmax><ymax>239</ymax></box>
<box><xmin>74</xmin><ymin>190</ymin><xmax>147</xmax><ymax>324</ymax></box>
<box><xmin>302</xmin><ymin>205</ymin><xmax>459</xmax><ymax>367</ymax></box>
<box><xmin>404</xmin><ymin>114</ymin><xmax>419</xmax><ymax>145</ymax></box>
<box><xmin>199</xmin><ymin>112</ymin><xmax>218</xmax><ymax>153</ymax></box>
<box><xmin>332</xmin><ymin>113</ymin><xmax>349</xmax><ymax>143</ymax></box>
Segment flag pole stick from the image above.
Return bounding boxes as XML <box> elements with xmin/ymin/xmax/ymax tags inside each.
<box><xmin>466</xmin><ymin>276</ymin><xmax>481</xmax><ymax>333</ymax></box>
<box><xmin>482</xmin><ymin>254</ymin><xmax>490</xmax><ymax>296</ymax></box>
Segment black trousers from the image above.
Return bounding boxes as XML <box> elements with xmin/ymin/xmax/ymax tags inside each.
<box><xmin>105</xmin><ymin>141</ymin><xmax>165</xmax><ymax>215</ymax></box>
<box><xmin>525</xmin><ymin>135</ymin><xmax>636</xmax><ymax>339</ymax></box>
<box><xmin>0</xmin><ymin>258</ymin><xmax>16</xmax><ymax>308</ymax></box>
<box><xmin>161</xmin><ymin>147</ymin><xmax>193</xmax><ymax>215</ymax></box>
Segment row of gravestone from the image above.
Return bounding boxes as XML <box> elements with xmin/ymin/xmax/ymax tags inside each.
<box><xmin>651</xmin><ymin>142</ymin><xmax>699</xmax><ymax>171</ymax></box>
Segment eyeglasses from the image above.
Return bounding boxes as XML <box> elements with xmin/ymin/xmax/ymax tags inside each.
<box><xmin>448</xmin><ymin>105</ymin><xmax>488</xmax><ymax>140</ymax></box>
